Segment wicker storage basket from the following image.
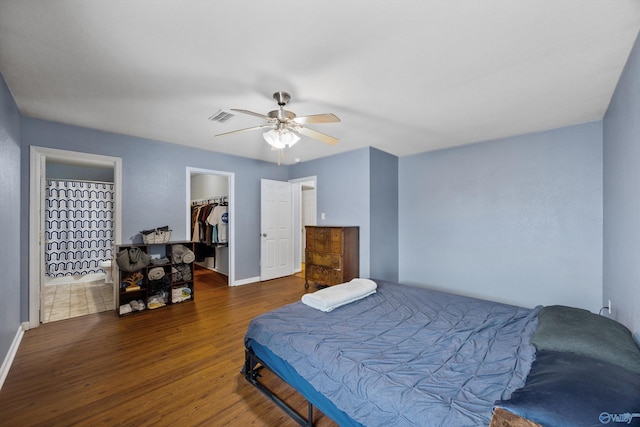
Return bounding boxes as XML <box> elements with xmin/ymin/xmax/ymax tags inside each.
<box><xmin>142</xmin><ymin>229</ymin><xmax>171</xmax><ymax>244</ymax></box>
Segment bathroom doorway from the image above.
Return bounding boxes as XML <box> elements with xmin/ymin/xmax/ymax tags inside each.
<box><xmin>29</xmin><ymin>147</ymin><xmax>122</xmax><ymax>328</ymax></box>
<box><xmin>43</xmin><ymin>163</ymin><xmax>114</xmax><ymax>322</ymax></box>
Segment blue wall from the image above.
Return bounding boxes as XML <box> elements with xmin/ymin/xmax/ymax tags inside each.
<box><xmin>289</xmin><ymin>148</ymin><xmax>372</xmax><ymax>277</ymax></box>
<box><xmin>0</xmin><ymin>72</ymin><xmax>22</xmax><ymax>369</ymax></box>
<box><xmin>370</xmin><ymin>148</ymin><xmax>399</xmax><ymax>281</ymax></box>
<box><xmin>20</xmin><ymin>118</ymin><xmax>288</xmax><ymax>298</ymax></box>
<box><xmin>399</xmin><ymin>122</ymin><xmax>603</xmax><ymax>311</ymax></box>
<box><xmin>603</xmin><ymin>31</ymin><xmax>640</xmax><ymax>339</ymax></box>
<box><xmin>288</xmin><ymin>147</ymin><xmax>400</xmax><ymax>281</ymax></box>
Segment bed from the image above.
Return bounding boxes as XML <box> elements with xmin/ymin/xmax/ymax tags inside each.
<box><xmin>243</xmin><ymin>279</ymin><xmax>640</xmax><ymax>426</ymax></box>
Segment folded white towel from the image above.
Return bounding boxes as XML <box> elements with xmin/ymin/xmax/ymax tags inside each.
<box><xmin>301</xmin><ymin>278</ymin><xmax>377</xmax><ymax>312</ymax></box>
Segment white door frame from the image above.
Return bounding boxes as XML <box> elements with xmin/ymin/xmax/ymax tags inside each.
<box><xmin>289</xmin><ymin>176</ymin><xmax>317</xmax><ymax>272</ymax></box>
<box><xmin>186</xmin><ymin>167</ymin><xmax>235</xmax><ymax>286</ymax></box>
<box><xmin>28</xmin><ymin>146</ymin><xmax>123</xmax><ymax>329</ymax></box>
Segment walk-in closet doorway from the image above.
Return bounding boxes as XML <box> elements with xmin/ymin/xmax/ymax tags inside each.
<box><xmin>186</xmin><ymin>167</ymin><xmax>234</xmax><ymax>286</ymax></box>
<box><xmin>28</xmin><ymin>147</ymin><xmax>123</xmax><ymax>329</ymax></box>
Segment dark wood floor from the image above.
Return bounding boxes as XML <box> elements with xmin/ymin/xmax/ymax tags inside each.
<box><xmin>0</xmin><ymin>267</ymin><xmax>337</xmax><ymax>426</ymax></box>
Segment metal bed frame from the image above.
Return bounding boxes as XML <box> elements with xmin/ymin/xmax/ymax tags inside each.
<box><xmin>243</xmin><ymin>349</ymin><xmax>315</xmax><ymax>427</ymax></box>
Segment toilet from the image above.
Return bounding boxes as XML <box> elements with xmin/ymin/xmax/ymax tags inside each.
<box><xmin>98</xmin><ymin>260</ymin><xmax>113</xmax><ymax>284</ymax></box>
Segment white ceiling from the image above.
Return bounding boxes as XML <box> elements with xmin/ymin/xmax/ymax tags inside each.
<box><xmin>1</xmin><ymin>1</ymin><xmax>639</xmax><ymax>165</ymax></box>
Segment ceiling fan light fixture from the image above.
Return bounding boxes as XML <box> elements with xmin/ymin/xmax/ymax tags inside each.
<box><xmin>263</xmin><ymin>128</ymin><xmax>300</xmax><ymax>149</ymax></box>
<box><xmin>281</xmin><ymin>130</ymin><xmax>300</xmax><ymax>147</ymax></box>
<box><xmin>263</xmin><ymin>129</ymin><xmax>285</xmax><ymax>149</ymax></box>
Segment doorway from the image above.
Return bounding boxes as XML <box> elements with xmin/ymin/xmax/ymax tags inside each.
<box><xmin>29</xmin><ymin>147</ymin><xmax>123</xmax><ymax>328</ymax></box>
<box><xmin>186</xmin><ymin>167</ymin><xmax>234</xmax><ymax>286</ymax></box>
<box><xmin>289</xmin><ymin>176</ymin><xmax>317</xmax><ymax>274</ymax></box>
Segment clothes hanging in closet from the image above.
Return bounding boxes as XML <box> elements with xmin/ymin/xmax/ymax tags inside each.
<box><xmin>207</xmin><ymin>205</ymin><xmax>228</xmax><ymax>244</ymax></box>
<box><xmin>191</xmin><ymin>199</ymin><xmax>228</xmax><ymax>246</ymax></box>
<box><xmin>191</xmin><ymin>200</ymin><xmax>227</xmax><ymax>267</ymax></box>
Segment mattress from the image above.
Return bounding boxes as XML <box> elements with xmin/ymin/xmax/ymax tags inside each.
<box><xmin>245</xmin><ymin>280</ymin><xmax>541</xmax><ymax>426</ymax></box>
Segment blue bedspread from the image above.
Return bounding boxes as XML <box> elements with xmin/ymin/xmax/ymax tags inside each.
<box><xmin>245</xmin><ymin>280</ymin><xmax>540</xmax><ymax>426</ymax></box>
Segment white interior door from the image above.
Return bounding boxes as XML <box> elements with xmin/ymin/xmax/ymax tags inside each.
<box><xmin>260</xmin><ymin>179</ymin><xmax>293</xmax><ymax>281</ymax></box>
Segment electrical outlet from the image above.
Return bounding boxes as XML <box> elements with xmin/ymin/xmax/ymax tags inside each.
<box><xmin>608</xmin><ymin>299</ymin><xmax>612</xmax><ymax>315</ymax></box>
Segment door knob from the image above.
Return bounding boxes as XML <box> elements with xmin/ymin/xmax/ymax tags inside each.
<box><xmin>262</xmin><ymin>233</ymin><xmax>267</xmax><ymax>237</ymax></box>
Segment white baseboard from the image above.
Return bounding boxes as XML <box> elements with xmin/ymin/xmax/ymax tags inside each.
<box><xmin>0</xmin><ymin>324</ymin><xmax>25</xmax><ymax>391</ymax></box>
<box><xmin>231</xmin><ymin>276</ymin><xmax>260</xmax><ymax>286</ymax></box>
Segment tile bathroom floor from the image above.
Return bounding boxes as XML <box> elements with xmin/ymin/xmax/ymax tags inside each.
<box><xmin>43</xmin><ymin>280</ymin><xmax>114</xmax><ymax>323</ymax></box>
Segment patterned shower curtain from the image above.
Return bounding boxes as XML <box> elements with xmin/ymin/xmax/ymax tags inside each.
<box><xmin>45</xmin><ymin>180</ymin><xmax>114</xmax><ymax>277</ymax></box>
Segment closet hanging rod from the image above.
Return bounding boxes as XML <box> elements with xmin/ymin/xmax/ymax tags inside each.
<box><xmin>191</xmin><ymin>195</ymin><xmax>228</xmax><ymax>206</ymax></box>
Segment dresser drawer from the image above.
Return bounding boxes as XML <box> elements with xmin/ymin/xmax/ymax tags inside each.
<box><xmin>304</xmin><ymin>226</ymin><xmax>359</xmax><ymax>288</ymax></box>
<box><xmin>307</xmin><ymin>265</ymin><xmax>342</xmax><ymax>285</ymax></box>
<box><xmin>313</xmin><ymin>239</ymin><xmax>331</xmax><ymax>252</ymax></box>
<box><xmin>313</xmin><ymin>227</ymin><xmax>331</xmax><ymax>241</ymax></box>
<box><xmin>306</xmin><ymin>251</ymin><xmax>342</xmax><ymax>269</ymax></box>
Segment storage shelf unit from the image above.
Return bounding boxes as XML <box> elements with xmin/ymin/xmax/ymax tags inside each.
<box><xmin>115</xmin><ymin>241</ymin><xmax>195</xmax><ymax>316</ymax></box>
<box><xmin>305</xmin><ymin>226</ymin><xmax>359</xmax><ymax>289</ymax></box>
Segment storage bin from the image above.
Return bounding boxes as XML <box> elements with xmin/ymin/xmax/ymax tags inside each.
<box><xmin>142</xmin><ymin>229</ymin><xmax>171</xmax><ymax>244</ymax></box>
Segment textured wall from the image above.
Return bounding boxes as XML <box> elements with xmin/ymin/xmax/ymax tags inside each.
<box><xmin>399</xmin><ymin>122</ymin><xmax>603</xmax><ymax>311</ymax></box>
<box><xmin>603</xmin><ymin>31</ymin><xmax>640</xmax><ymax>339</ymax></box>
<box><xmin>20</xmin><ymin>117</ymin><xmax>287</xmax><ymax>295</ymax></box>
<box><xmin>289</xmin><ymin>148</ymin><xmax>371</xmax><ymax>277</ymax></box>
<box><xmin>0</xmin><ymin>71</ymin><xmax>22</xmax><ymax>366</ymax></box>
<box><xmin>369</xmin><ymin>148</ymin><xmax>399</xmax><ymax>281</ymax></box>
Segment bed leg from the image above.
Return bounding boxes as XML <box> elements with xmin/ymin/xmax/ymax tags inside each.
<box><xmin>244</xmin><ymin>349</ymin><xmax>314</xmax><ymax>427</ymax></box>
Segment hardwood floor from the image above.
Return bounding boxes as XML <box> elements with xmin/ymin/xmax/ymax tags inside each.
<box><xmin>0</xmin><ymin>267</ymin><xmax>337</xmax><ymax>426</ymax></box>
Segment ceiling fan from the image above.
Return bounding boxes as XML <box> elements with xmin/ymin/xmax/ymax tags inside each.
<box><xmin>215</xmin><ymin>91</ymin><xmax>340</xmax><ymax>149</ymax></box>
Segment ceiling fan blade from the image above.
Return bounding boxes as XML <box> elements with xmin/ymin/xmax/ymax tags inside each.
<box><xmin>215</xmin><ymin>124</ymin><xmax>272</xmax><ymax>137</ymax></box>
<box><xmin>230</xmin><ymin>109</ymin><xmax>272</xmax><ymax>120</ymax></box>
<box><xmin>296</xmin><ymin>126</ymin><xmax>339</xmax><ymax>145</ymax></box>
<box><xmin>292</xmin><ymin>113</ymin><xmax>340</xmax><ymax>124</ymax></box>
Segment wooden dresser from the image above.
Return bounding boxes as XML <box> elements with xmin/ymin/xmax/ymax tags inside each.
<box><xmin>305</xmin><ymin>226</ymin><xmax>359</xmax><ymax>288</ymax></box>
